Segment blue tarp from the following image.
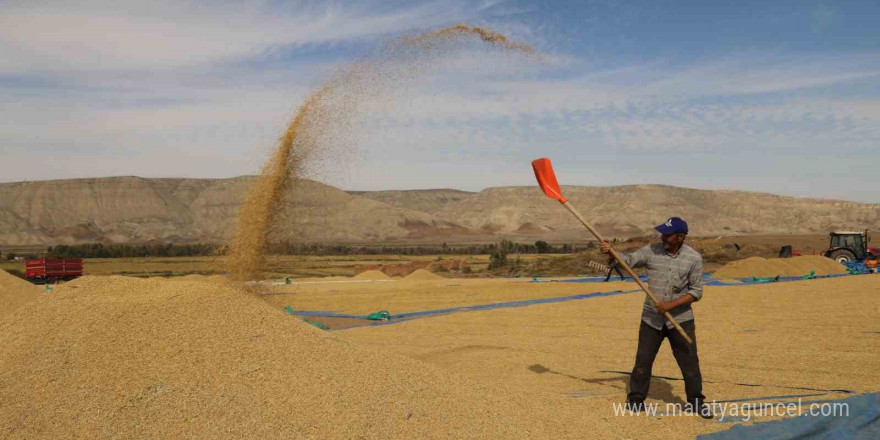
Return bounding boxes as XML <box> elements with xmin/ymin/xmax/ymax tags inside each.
<box><xmin>532</xmin><ymin>272</ymin><xmax>858</xmax><ymax>286</ymax></box>
<box><xmin>285</xmin><ymin>288</ymin><xmax>642</xmax><ymax>327</ymax></box>
<box><xmin>760</xmin><ymin>273</ymin><xmax>852</xmax><ymax>283</ymax></box>
<box><xmin>284</xmin><ymin>273</ymin><xmax>875</xmax><ymax>329</ymax></box>
<box><xmin>696</xmin><ymin>392</ymin><xmax>880</xmax><ymax>440</ymax></box>
<box><xmin>391</xmin><ymin>289</ymin><xmax>638</xmax><ymax>320</ymax></box>
<box><xmin>843</xmin><ymin>261</ymin><xmax>871</xmax><ymax>275</ymax></box>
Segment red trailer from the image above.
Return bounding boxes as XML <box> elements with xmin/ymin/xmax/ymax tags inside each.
<box><xmin>25</xmin><ymin>258</ymin><xmax>84</xmax><ymax>283</ymax></box>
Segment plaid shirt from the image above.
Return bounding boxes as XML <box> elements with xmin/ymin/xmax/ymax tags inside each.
<box><xmin>623</xmin><ymin>242</ymin><xmax>703</xmax><ymax>330</ymax></box>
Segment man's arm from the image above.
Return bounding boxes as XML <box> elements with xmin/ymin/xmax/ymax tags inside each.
<box><xmin>598</xmin><ymin>241</ymin><xmax>648</xmax><ymax>268</ymax></box>
<box><xmin>655</xmin><ymin>293</ymin><xmax>695</xmax><ymax>314</ymax></box>
<box><xmin>686</xmin><ymin>257</ymin><xmax>704</xmax><ymax>301</ymax></box>
<box><xmin>656</xmin><ymin>258</ymin><xmax>703</xmax><ymax>314</ymax></box>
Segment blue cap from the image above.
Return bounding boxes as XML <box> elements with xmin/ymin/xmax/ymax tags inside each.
<box><xmin>655</xmin><ymin>217</ymin><xmax>688</xmax><ymax>235</ymax></box>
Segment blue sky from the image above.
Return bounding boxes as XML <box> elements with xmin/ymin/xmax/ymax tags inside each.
<box><xmin>1</xmin><ymin>0</ymin><xmax>878</xmax><ymax>202</ymax></box>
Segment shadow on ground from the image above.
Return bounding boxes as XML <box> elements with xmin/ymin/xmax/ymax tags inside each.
<box><xmin>527</xmin><ymin>364</ymin><xmax>687</xmax><ymax>405</ymax></box>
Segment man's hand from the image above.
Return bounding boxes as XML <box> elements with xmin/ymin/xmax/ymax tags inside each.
<box><xmin>598</xmin><ymin>241</ymin><xmax>616</xmax><ymax>264</ymax></box>
<box><xmin>655</xmin><ymin>301</ymin><xmax>675</xmax><ymax>315</ymax></box>
<box><xmin>655</xmin><ymin>295</ymin><xmax>695</xmax><ymax>315</ymax></box>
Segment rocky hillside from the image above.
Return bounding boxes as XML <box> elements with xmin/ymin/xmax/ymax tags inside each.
<box><xmin>431</xmin><ymin>185</ymin><xmax>880</xmax><ymax>241</ymax></box>
<box><xmin>0</xmin><ymin>177</ymin><xmax>877</xmax><ymax>245</ymax></box>
<box><xmin>347</xmin><ymin>189</ymin><xmax>474</xmax><ymax>214</ymax></box>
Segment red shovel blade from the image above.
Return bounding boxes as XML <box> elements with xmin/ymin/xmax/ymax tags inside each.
<box><xmin>531</xmin><ymin>158</ymin><xmax>567</xmax><ymax>204</ymax></box>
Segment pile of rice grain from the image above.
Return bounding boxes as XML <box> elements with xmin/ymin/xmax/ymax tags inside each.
<box><xmin>353</xmin><ymin>270</ymin><xmax>391</xmax><ymax>280</ymax></box>
<box><xmin>712</xmin><ymin>255</ymin><xmax>847</xmax><ymax>278</ymax></box>
<box><xmin>0</xmin><ymin>269</ymin><xmax>43</xmax><ymax>319</ymax></box>
<box><xmin>0</xmin><ymin>276</ymin><xmax>580</xmax><ymax>439</ymax></box>
<box><xmin>403</xmin><ymin>269</ymin><xmax>444</xmax><ymax>280</ymax></box>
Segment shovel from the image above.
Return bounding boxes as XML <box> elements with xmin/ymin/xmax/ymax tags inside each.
<box><xmin>531</xmin><ymin>157</ymin><xmax>693</xmax><ymax>344</ymax></box>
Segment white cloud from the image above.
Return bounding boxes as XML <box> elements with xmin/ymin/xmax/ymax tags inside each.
<box><xmin>641</xmin><ymin>53</ymin><xmax>880</xmax><ymax>97</ymax></box>
<box><xmin>0</xmin><ymin>0</ymin><xmax>474</xmax><ymax>73</ymax></box>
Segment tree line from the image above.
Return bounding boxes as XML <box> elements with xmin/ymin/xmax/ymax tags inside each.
<box><xmin>44</xmin><ymin>243</ymin><xmax>218</xmax><ymax>259</ymax></box>
<box><xmin>266</xmin><ymin>240</ymin><xmax>595</xmax><ymax>256</ymax></box>
<box><xmin>6</xmin><ymin>240</ymin><xmax>600</xmax><ymax>259</ymax></box>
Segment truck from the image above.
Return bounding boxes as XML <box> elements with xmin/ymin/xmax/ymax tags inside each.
<box><xmin>25</xmin><ymin>258</ymin><xmax>84</xmax><ymax>283</ymax></box>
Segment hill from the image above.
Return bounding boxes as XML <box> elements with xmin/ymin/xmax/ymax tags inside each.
<box><xmin>347</xmin><ymin>189</ymin><xmax>475</xmax><ymax>213</ymax></box>
<box><xmin>433</xmin><ymin>184</ymin><xmax>880</xmax><ymax>240</ymax></box>
<box><xmin>0</xmin><ymin>177</ymin><xmax>877</xmax><ymax>245</ymax></box>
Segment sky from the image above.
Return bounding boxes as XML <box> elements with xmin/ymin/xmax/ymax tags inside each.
<box><xmin>1</xmin><ymin>0</ymin><xmax>878</xmax><ymax>202</ymax></box>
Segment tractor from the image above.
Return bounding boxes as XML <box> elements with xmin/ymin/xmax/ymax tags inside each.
<box><xmin>823</xmin><ymin>230</ymin><xmax>878</xmax><ymax>263</ymax></box>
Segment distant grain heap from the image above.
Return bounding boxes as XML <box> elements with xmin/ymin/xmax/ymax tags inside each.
<box><xmin>404</xmin><ymin>269</ymin><xmax>444</xmax><ymax>280</ymax></box>
<box><xmin>0</xmin><ymin>269</ymin><xmax>42</xmax><ymax>319</ymax></box>
<box><xmin>712</xmin><ymin>255</ymin><xmax>848</xmax><ymax>278</ymax></box>
<box><xmin>354</xmin><ymin>270</ymin><xmax>392</xmax><ymax>280</ymax></box>
<box><xmin>227</xmin><ymin>25</ymin><xmax>535</xmax><ymax>281</ymax></box>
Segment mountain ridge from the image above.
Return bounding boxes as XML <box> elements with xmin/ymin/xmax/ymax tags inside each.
<box><xmin>0</xmin><ymin>176</ymin><xmax>877</xmax><ymax>245</ymax></box>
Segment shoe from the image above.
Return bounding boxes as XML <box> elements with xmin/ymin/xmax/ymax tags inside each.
<box><xmin>626</xmin><ymin>400</ymin><xmax>646</xmax><ymax>413</ymax></box>
<box><xmin>689</xmin><ymin>399</ymin><xmax>714</xmax><ymax>420</ymax></box>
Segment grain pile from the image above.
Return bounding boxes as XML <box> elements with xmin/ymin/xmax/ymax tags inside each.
<box><xmin>353</xmin><ymin>269</ymin><xmax>391</xmax><ymax>280</ymax></box>
<box><xmin>358</xmin><ymin>260</ymin><xmax>470</xmax><ymax>277</ymax></box>
<box><xmin>404</xmin><ymin>269</ymin><xmax>444</xmax><ymax>280</ymax></box>
<box><xmin>712</xmin><ymin>255</ymin><xmax>848</xmax><ymax>278</ymax></box>
<box><xmin>227</xmin><ymin>25</ymin><xmax>534</xmax><ymax>281</ymax></box>
<box><xmin>0</xmin><ymin>276</ymin><xmax>593</xmax><ymax>439</ymax></box>
<box><xmin>375</xmin><ymin>261</ymin><xmax>431</xmax><ymax>277</ymax></box>
<box><xmin>292</xmin><ymin>275</ymin><xmax>352</xmax><ymax>282</ymax></box>
<box><xmin>0</xmin><ymin>269</ymin><xmax>42</xmax><ymax>319</ymax></box>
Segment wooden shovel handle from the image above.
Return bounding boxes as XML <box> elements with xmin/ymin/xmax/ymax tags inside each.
<box><xmin>562</xmin><ymin>201</ymin><xmax>693</xmax><ymax>344</ymax></box>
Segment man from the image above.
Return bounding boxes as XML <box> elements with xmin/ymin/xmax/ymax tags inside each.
<box><xmin>599</xmin><ymin>217</ymin><xmax>712</xmax><ymax>419</ymax></box>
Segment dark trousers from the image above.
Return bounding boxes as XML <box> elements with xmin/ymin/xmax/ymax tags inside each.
<box><xmin>628</xmin><ymin>319</ymin><xmax>704</xmax><ymax>403</ymax></box>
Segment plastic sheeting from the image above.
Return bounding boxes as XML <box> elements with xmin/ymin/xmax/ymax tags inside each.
<box><xmin>532</xmin><ymin>272</ymin><xmax>859</xmax><ymax>286</ymax></box>
<box><xmin>695</xmin><ymin>393</ymin><xmax>880</xmax><ymax>440</ymax></box>
<box><xmin>283</xmin><ymin>273</ymin><xmax>875</xmax><ymax>329</ymax></box>
<box><xmin>285</xmin><ymin>288</ymin><xmax>641</xmax><ymax>327</ymax></box>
